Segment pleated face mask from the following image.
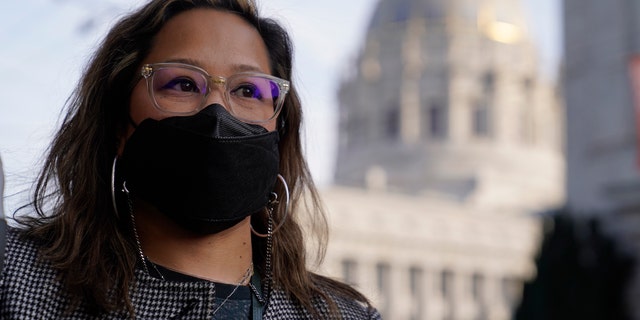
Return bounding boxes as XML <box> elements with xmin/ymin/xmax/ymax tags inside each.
<box><xmin>119</xmin><ymin>104</ymin><xmax>279</xmax><ymax>234</ymax></box>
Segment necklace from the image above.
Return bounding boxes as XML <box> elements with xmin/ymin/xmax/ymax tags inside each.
<box><xmin>211</xmin><ymin>263</ymin><xmax>253</xmax><ymax>316</ymax></box>
<box><xmin>145</xmin><ymin>258</ymin><xmax>254</xmax><ymax>317</ymax></box>
<box><xmin>125</xmin><ymin>186</ymin><xmax>258</xmax><ymax>317</ymax></box>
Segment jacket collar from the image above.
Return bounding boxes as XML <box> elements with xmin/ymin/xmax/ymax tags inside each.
<box><xmin>129</xmin><ymin>269</ymin><xmax>217</xmax><ymax>319</ymax></box>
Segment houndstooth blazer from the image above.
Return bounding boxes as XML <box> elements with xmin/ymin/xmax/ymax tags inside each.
<box><xmin>0</xmin><ymin>227</ymin><xmax>381</xmax><ymax>319</ymax></box>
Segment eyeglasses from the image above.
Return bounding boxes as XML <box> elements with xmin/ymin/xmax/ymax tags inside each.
<box><xmin>140</xmin><ymin>62</ymin><xmax>290</xmax><ymax>124</ymax></box>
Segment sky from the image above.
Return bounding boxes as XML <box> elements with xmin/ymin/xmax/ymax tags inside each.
<box><xmin>0</xmin><ymin>0</ymin><xmax>560</xmax><ymax>216</ymax></box>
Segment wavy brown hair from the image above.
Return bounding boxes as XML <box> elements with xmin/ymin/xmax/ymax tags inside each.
<box><xmin>16</xmin><ymin>0</ymin><xmax>370</xmax><ymax>317</ymax></box>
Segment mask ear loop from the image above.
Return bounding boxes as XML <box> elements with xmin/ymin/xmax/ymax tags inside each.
<box><xmin>251</xmin><ymin>174</ymin><xmax>289</xmax><ymax>238</ymax></box>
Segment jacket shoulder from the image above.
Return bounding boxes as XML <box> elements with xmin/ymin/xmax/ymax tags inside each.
<box><xmin>324</xmin><ymin>289</ymin><xmax>382</xmax><ymax>320</ymax></box>
<box><xmin>265</xmin><ymin>286</ymin><xmax>382</xmax><ymax>320</ymax></box>
<box><xmin>2</xmin><ymin>227</ymin><xmax>45</xmax><ymax>273</ymax></box>
<box><xmin>1</xmin><ymin>227</ymin><xmax>68</xmax><ymax>319</ymax></box>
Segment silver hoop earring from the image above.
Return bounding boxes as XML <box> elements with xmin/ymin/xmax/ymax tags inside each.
<box><xmin>251</xmin><ymin>174</ymin><xmax>289</xmax><ymax>238</ymax></box>
<box><xmin>111</xmin><ymin>156</ymin><xmax>120</xmax><ymax>217</ymax></box>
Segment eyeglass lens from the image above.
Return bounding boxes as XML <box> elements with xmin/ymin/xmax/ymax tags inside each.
<box><xmin>150</xmin><ymin>66</ymin><xmax>281</xmax><ymax>122</ymax></box>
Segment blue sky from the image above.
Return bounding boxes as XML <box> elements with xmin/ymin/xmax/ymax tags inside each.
<box><xmin>0</xmin><ymin>0</ymin><xmax>560</xmax><ymax>215</ymax></box>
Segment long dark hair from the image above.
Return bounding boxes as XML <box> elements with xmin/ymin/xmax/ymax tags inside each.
<box><xmin>16</xmin><ymin>0</ymin><xmax>370</xmax><ymax>316</ymax></box>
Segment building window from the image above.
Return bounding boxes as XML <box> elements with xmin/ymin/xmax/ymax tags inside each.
<box><xmin>441</xmin><ymin>269</ymin><xmax>452</xmax><ymax>297</ymax></box>
<box><xmin>339</xmin><ymin>109</ymin><xmax>351</xmax><ymax>148</ymax></box>
<box><xmin>522</xmin><ymin>77</ymin><xmax>533</xmax><ymax>92</ymax></box>
<box><xmin>394</xmin><ymin>3</ymin><xmax>411</xmax><ymax>22</ymax></box>
<box><xmin>409</xmin><ymin>266</ymin><xmax>424</xmax><ymax>320</ymax></box>
<box><xmin>377</xmin><ymin>263</ymin><xmax>392</xmax><ymax>318</ymax></box>
<box><xmin>422</xmin><ymin>0</ymin><xmax>444</xmax><ymax>18</ymax></box>
<box><xmin>343</xmin><ymin>109</ymin><xmax>366</xmax><ymax>147</ymax></box>
<box><xmin>502</xmin><ymin>277</ymin><xmax>522</xmax><ymax>311</ymax></box>
<box><xmin>472</xmin><ymin>273</ymin><xmax>484</xmax><ymax>301</ymax></box>
<box><xmin>472</xmin><ymin>103</ymin><xmax>491</xmax><ymax>137</ymax></box>
<box><xmin>472</xmin><ymin>273</ymin><xmax>488</xmax><ymax>320</ymax></box>
<box><xmin>482</xmin><ymin>71</ymin><xmax>495</xmax><ymax>93</ymax></box>
<box><xmin>520</xmin><ymin>107</ymin><xmax>535</xmax><ymax>144</ymax></box>
<box><xmin>386</xmin><ymin>107</ymin><xmax>400</xmax><ymax>140</ymax></box>
<box><xmin>441</xmin><ymin>269</ymin><xmax>455</xmax><ymax>320</ymax></box>
<box><xmin>426</xmin><ymin>102</ymin><xmax>447</xmax><ymax>139</ymax></box>
<box><xmin>341</xmin><ymin>259</ymin><xmax>357</xmax><ymax>286</ymax></box>
<box><xmin>521</xmin><ymin>77</ymin><xmax>535</xmax><ymax>144</ymax></box>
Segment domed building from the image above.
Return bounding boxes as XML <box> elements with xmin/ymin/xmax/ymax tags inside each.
<box><xmin>316</xmin><ymin>0</ymin><xmax>564</xmax><ymax>319</ymax></box>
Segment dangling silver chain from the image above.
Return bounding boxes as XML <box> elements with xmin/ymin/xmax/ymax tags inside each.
<box><xmin>211</xmin><ymin>263</ymin><xmax>253</xmax><ymax>317</ymax></box>
<box><xmin>122</xmin><ymin>182</ymin><xmax>158</xmax><ymax>280</ymax></box>
<box><xmin>263</xmin><ymin>207</ymin><xmax>275</xmax><ymax>303</ymax></box>
<box><xmin>248</xmin><ymin>279</ymin><xmax>265</xmax><ymax>304</ymax></box>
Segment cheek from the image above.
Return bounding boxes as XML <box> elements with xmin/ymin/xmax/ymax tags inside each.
<box><xmin>262</xmin><ymin>119</ymin><xmax>277</xmax><ymax>132</ymax></box>
<box><xmin>129</xmin><ymin>81</ymin><xmax>165</xmax><ymax>125</ymax></box>
<box><xmin>117</xmin><ymin>82</ymin><xmax>161</xmax><ymax>156</ymax></box>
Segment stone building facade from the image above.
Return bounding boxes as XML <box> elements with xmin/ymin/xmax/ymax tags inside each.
<box><xmin>316</xmin><ymin>0</ymin><xmax>564</xmax><ymax>319</ymax></box>
<box><xmin>564</xmin><ymin>0</ymin><xmax>640</xmax><ymax>317</ymax></box>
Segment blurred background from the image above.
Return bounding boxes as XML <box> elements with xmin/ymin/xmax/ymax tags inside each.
<box><xmin>1</xmin><ymin>0</ymin><xmax>639</xmax><ymax>319</ymax></box>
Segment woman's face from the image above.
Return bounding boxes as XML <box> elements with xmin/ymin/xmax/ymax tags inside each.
<box><xmin>125</xmin><ymin>9</ymin><xmax>275</xmax><ymax>146</ymax></box>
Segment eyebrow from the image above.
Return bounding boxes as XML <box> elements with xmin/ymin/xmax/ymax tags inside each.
<box><xmin>164</xmin><ymin>58</ymin><xmax>267</xmax><ymax>74</ymax></box>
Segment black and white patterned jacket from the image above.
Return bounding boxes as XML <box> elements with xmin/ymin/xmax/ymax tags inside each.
<box><xmin>0</xmin><ymin>227</ymin><xmax>381</xmax><ymax>319</ymax></box>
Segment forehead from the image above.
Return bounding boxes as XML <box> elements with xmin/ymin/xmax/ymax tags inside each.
<box><xmin>143</xmin><ymin>8</ymin><xmax>271</xmax><ymax>75</ymax></box>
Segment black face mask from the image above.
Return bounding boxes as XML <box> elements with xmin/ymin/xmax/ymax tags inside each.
<box><xmin>118</xmin><ymin>104</ymin><xmax>280</xmax><ymax>234</ymax></box>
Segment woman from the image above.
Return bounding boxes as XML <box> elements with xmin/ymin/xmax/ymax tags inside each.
<box><xmin>0</xmin><ymin>0</ymin><xmax>380</xmax><ymax>319</ymax></box>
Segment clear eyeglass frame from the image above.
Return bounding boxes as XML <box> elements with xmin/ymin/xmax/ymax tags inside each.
<box><xmin>140</xmin><ymin>62</ymin><xmax>290</xmax><ymax>124</ymax></box>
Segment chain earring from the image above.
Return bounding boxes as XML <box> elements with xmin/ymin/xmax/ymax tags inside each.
<box><xmin>251</xmin><ymin>174</ymin><xmax>289</xmax><ymax>237</ymax></box>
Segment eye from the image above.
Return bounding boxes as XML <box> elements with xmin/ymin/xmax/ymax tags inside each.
<box><xmin>231</xmin><ymin>83</ymin><xmax>263</xmax><ymax>100</ymax></box>
<box><xmin>161</xmin><ymin>77</ymin><xmax>202</xmax><ymax>93</ymax></box>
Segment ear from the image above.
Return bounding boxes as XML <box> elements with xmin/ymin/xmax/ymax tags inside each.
<box><xmin>116</xmin><ymin>135</ymin><xmax>127</xmax><ymax>157</ymax></box>
<box><xmin>116</xmin><ymin>114</ymin><xmax>138</xmax><ymax>156</ymax></box>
